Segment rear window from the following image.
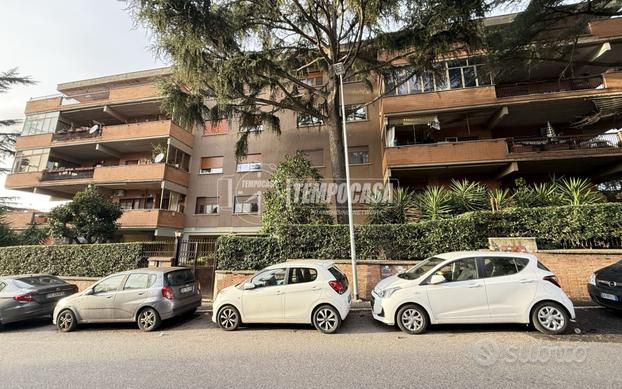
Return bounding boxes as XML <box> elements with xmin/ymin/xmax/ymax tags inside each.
<box><xmin>165</xmin><ymin>270</ymin><xmax>195</xmax><ymax>286</ymax></box>
<box><xmin>537</xmin><ymin>261</ymin><xmax>551</xmax><ymax>271</ymax></box>
<box><xmin>328</xmin><ymin>266</ymin><xmax>348</xmax><ymax>289</ymax></box>
<box><xmin>15</xmin><ymin>276</ymin><xmax>66</xmax><ymax>287</ymax></box>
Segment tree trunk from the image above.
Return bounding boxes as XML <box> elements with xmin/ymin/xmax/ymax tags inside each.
<box><xmin>326</xmin><ymin>78</ymin><xmax>349</xmax><ymax>224</ymax></box>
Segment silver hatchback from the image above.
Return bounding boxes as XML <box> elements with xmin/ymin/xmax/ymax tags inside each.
<box><xmin>53</xmin><ymin>267</ymin><xmax>202</xmax><ymax>332</ymax></box>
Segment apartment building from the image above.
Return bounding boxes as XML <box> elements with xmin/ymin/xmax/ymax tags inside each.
<box><xmin>4</xmin><ymin>13</ymin><xmax>622</xmax><ymax>242</ymax></box>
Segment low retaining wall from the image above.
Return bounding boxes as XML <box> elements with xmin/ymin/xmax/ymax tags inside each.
<box><xmin>214</xmin><ymin>250</ymin><xmax>622</xmax><ymax>302</ymax></box>
<box><xmin>61</xmin><ymin>276</ymin><xmax>99</xmax><ymax>292</ymax></box>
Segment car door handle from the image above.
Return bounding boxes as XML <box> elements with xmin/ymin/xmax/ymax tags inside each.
<box><xmin>275</xmin><ymin>291</ymin><xmax>284</xmax><ymax>295</ymax></box>
<box><xmin>137</xmin><ymin>292</ymin><xmax>145</xmax><ymax>296</ymax></box>
<box><xmin>311</xmin><ymin>287</ymin><xmax>321</xmax><ymax>291</ymax></box>
<box><xmin>520</xmin><ymin>279</ymin><xmax>535</xmax><ymax>284</ymax></box>
<box><xmin>468</xmin><ymin>284</ymin><xmax>483</xmax><ymax>288</ymax></box>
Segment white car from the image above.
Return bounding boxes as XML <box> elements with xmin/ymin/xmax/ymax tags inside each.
<box><xmin>371</xmin><ymin>251</ymin><xmax>575</xmax><ymax>335</ymax></box>
<box><xmin>212</xmin><ymin>261</ymin><xmax>351</xmax><ymax>334</ymax></box>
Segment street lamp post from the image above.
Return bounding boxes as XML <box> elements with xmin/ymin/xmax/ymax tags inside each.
<box><xmin>333</xmin><ymin>62</ymin><xmax>359</xmax><ymax>301</ymax></box>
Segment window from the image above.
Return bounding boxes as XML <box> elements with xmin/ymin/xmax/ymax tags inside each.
<box><xmin>384</xmin><ymin>57</ymin><xmax>493</xmax><ymax>96</ymax></box>
<box><xmin>0</xmin><ymin>282</ymin><xmax>6</xmax><ymax>292</ymax></box>
<box><xmin>301</xmin><ymin>76</ymin><xmax>323</xmax><ymax>87</ymax></box>
<box><xmin>348</xmin><ymin>146</ymin><xmax>369</xmax><ymax>165</ymax></box>
<box><xmin>15</xmin><ymin>276</ymin><xmax>65</xmax><ymax>286</ymax></box>
<box><xmin>203</xmin><ymin>120</ymin><xmax>229</xmax><ymax>135</ymax></box>
<box><xmin>434</xmin><ymin>258</ymin><xmax>479</xmax><ymax>283</ymax></box>
<box><xmin>537</xmin><ymin>261</ymin><xmax>551</xmax><ymax>271</ymax></box>
<box><xmin>299</xmin><ymin>149</ymin><xmax>324</xmax><ymax>167</ymax></box>
<box><xmin>288</xmin><ymin>268</ymin><xmax>318</xmax><ymax>284</ymax></box>
<box><xmin>482</xmin><ymin>257</ymin><xmax>527</xmax><ymax>278</ymax></box>
<box><xmin>11</xmin><ymin>149</ymin><xmax>51</xmax><ymax>173</ymax></box>
<box><xmin>125</xmin><ymin>160</ymin><xmax>139</xmax><ymax>165</ymax></box>
<box><xmin>328</xmin><ymin>266</ymin><xmax>349</xmax><ymax>290</ymax></box>
<box><xmin>234</xmin><ymin>195</ymin><xmax>259</xmax><ymax>214</ymax></box>
<box><xmin>165</xmin><ymin>269</ymin><xmax>195</xmax><ymax>286</ymax></box>
<box><xmin>21</xmin><ymin>111</ymin><xmax>60</xmax><ymax>136</ymax></box>
<box><xmin>239</xmin><ymin>115</ymin><xmax>263</xmax><ymax>133</ymax></box>
<box><xmin>346</xmin><ymin>105</ymin><xmax>368</xmax><ymax>122</ymax></box>
<box><xmin>195</xmin><ymin>197</ymin><xmax>219</xmax><ymax>214</ymax></box>
<box><xmin>200</xmin><ymin>156</ymin><xmax>224</xmax><ymax>174</ymax></box>
<box><xmin>166</xmin><ymin>146</ymin><xmax>191</xmax><ymax>172</ymax></box>
<box><xmin>93</xmin><ymin>275</ymin><xmax>125</xmax><ymax>294</ymax></box>
<box><xmin>250</xmin><ymin>268</ymin><xmax>286</xmax><ymax>288</ymax></box>
<box><xmin>297</xmin><ymin>113</ymin><xmax>323</xmax><ymax>127</ymax></box>
<box><xmin>119</xmin><ymin>198</ymin><xmax>154</xmax><ymax>210</ymax></box>
<box><xmin>124</xmin><ymin>273</ymin><xmax>156</xmax><ymax>290</ymax></box>
<box><xmin>236</xmin><ymin>154</ymin><xmax>262</xmax><ymax>172</ymax></box>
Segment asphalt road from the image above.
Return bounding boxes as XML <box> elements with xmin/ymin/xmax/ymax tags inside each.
<box><xmin>1</xmin><ymin>306</ymin><xmax>621</xmax><ymax>389</ymax></box>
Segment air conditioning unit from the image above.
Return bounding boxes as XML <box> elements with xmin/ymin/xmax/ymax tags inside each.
<box><xmin>113</xmin><ymin>190</ymin><xmax>126</xmax><ymax>197</ymax></box>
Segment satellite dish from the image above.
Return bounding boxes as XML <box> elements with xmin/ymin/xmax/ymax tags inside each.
<box><xmin>154</xmin><ymin>153</ymin><xmax>165</xmax><ymax>163</ymax></box>
<box><xmin>88</xmin><ymin>124</ymin><xmax>100</xmax><ymax>134</ymax></box>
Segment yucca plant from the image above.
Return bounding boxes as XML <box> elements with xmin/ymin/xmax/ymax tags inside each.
<box><xmin>488</xmin><ymin>188</ymin><xmax>512</xmax><ymax>211</ymax></box>
<box><xmin>531</xmin><ymin>181</ymin><xmax>560</xmax><ymax>207</ymax></box>
<box><xmin>449</xmin><ymin>179</ymin><xmax>487</xmax><ymax>214</ymax></box>
<box><xmin>367</xmin><ymin>187</ymin><xmax>416</xmax><ymax>224</ymax></box>
<box><xmin>556</xmin><ymin>177</ymin><xmax>605</xmax><ymax>206</ymax></box>
<box><xmin>416</xmin><ymin>186</ymin><xmax>453</xmax><ymax>220</ymax></box>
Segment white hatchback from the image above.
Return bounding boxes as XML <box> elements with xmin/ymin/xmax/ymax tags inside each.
<box><xmin>371</xmin><ymin>251</ymin><xmax>575</xmax><ymax>335</ymax></box>
<box><xmin>212</xmin><ymin>261</ymin><xmax>351</xmax><ymax>334</ymax></box>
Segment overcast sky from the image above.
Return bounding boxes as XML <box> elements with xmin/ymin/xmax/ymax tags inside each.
<box><xmin>0</xmin><ymin>0</ymin><xmax>167</xmax><ymax>210</ymax></box>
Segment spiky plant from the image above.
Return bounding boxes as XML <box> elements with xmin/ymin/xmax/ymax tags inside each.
<box><xmin>367</xmin><ymin>187</ymin><xmax>417</xmax><ymax>224</ymax></box>
<box><xmin>416</xmin><ymin>186</ymin><xmax>453</xmax><ymax>220</ymax></box>
<box><xmin>510</xmin><ymin>177</ymin><xmax>536</xmax><ymax>208</ymax></box>
<box><xmin>488</xmin><ymin>188</ymin><xmax>512</xmax><ymax>211</ymax></box>
<box><xmin>531</xmin><ymin>181</ymin><xmax>560</xmax><ymax>207</ymax></box>
<box><xmin>449</xmin><ymin>179</ymin><xmax>487</xmax><ymax>214</ymax></box>
<box><xmin>556</xmin><ymin>177</ymin><xmax>605</xmax><ymax>206</ymax></box>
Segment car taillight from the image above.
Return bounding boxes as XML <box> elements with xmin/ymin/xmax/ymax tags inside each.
<box><xmin>15</xmin><ymin>293</ymin><xmax>33</xmax><ymax>302</ymax></box>
<box><xmin>161</xmin><ymin>286</ymin><xmax>175</xmax><ymax>300</ymax></box>
<box><xmin>544</xmin><ymin>275</ymin><xmax>561</xmax><ymax>288</ymax></box>
<box><xmin>328</xmin><ymin>280</ymin><xmax>346</xmax><ymax>294</ymax></box>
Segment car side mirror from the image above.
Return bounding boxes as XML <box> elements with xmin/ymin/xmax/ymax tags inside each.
<box><xmin>85</xmin><ymin>288</ymin><xmax>94</xmax><ymax>295</ymax></box>
<box><xmin>243</xmin><ymin>282</ymin><xmax>256</xmax><ymax>290</ymax></box>
<box><xmin>429</xmin><ymin>274</ymin><xmax>447</xmax><ymax>285</ymax></box>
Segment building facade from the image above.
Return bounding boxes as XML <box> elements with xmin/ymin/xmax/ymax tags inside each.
<box><xmin>4</xmin><ymin>14</ymin><xmax>622</xmax><ymax>241</ymax></box>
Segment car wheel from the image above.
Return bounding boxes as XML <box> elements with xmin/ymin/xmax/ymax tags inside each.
<box><xmin>217</xmin><ymin>305</ymin><xmax>241</xmax><ymax>331</ymax></box>
<box><xmin>312</xmin><ymin>305</ymin><xmax>341</xmax><ymax>334</ymax></box>
<box><xmin>396</xmin><ymin>304</ymin><xmax>428</xmax><ymax>334</ymax></box>
<box><xmin>532</xmin><ymin>302</ymin><xmax>569</xmax><ymax>335</ymax></box>
<box><xmin>137</xmin><ymin>307</ymin><xmax>161</xmax><ymax>332</ymax></box>
<box><xmin>57</xmin><ymin>309</ymin><xmax>77</xmax><ymax>333</ymax></box>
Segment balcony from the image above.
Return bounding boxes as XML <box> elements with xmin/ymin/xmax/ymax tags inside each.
<box><xmin>508</xmin><ymin>134</ymin><xmax>622</xmax><ymax>158</ymax></box>
<box><xmin>16</xmin><ymin>120</ymin><xmax>193</xmax><ymax>151</ymax></box>
<box><xmin>385</xmin><ymin>138</ymin><xmax>510</xmax><ymax>167</ymax></box>
<box><xmin>5</xmin><ymin>163</ymin><xmax>189</xmax><ymax>196</ymax></box>
<box><xmin>495</xmin><ymin>76</ymin><xmax>604</xmax><ymax>99</ymax></box>
<box><xmin>118</xmin><ymin>209</ymin><xmax>185</xmax><ymax>230</ymax></box>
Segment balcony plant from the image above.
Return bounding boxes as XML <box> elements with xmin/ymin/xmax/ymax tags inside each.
<box><xmin>151</xmin><ymin>142</ymin><xmax>167</xmax><ymax>163</ymax></box>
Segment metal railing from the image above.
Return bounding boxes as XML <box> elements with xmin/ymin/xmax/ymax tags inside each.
<box><xmin>41</xmin><ymin>167</ymin><xmax>95</xmax><ymax>181</ymax></box>
<box><xmin>496</xmin><ymin>75</ymin><xmax>603</xmax><ymax>98</ymax></box>
<box><xmin>141</xmin><ymin>241</ymin><xmax>176</xmax><ymax>258</ymax></box>
<box><xmin>52</xmin><ymin>128</ymin><xmax>101</xmax><ymax>142</ymax></box>
<box><xmin>507</xmin><ymin>134</ymin><xmax>621</xmax><ymax>153</ymax></box>
<box><xmin>541</xmin><ymin>237</ymin><xmax>622</xmax><ymax>250</ymax></box>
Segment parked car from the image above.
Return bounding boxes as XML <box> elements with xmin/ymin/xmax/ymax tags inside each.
<box><xmin>53</xmin><ymin>267</ymin><xmax>202</xmax><ymax>332</ymax></box>
<box><xmin>0</xmin><ymin>275</ymin><xmax>78</xmax><ymax>328</ymax></box>
<box><xmin>213</xmin><ymin>260</ymin><xmax>351</xmax><ymax>334</ymax></box>
<box><xmin>588</xmin><ymin>259</ymin><xmax>622</xmax><ymax>310</ymax></box>
<box><xmin>371</xmin><ymin>251</ymin><xmax>575</xmax><ymax>335</ymax></box>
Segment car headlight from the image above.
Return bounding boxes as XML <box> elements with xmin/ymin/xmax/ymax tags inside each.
<box><xmin>379</xmin><ymin>287</ymin><xmax>401</xmax><ymax>299</ymax></box>
<box><xmin>588</xmin><ymin>273</ymin><xmax>597</xmax><ymax>286</ymax></box>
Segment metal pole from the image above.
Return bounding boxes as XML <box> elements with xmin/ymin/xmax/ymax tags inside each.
<box><xmin>338</xmin><ymin>71</ymin><xmax>359</xmax><ymax>301</ymax></box>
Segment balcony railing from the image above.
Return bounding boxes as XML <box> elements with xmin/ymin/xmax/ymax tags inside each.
<box><xmin>507</xmin><ymin>134</ymin><xmax>621</xmax><ymax>153</ymax></box>
<box><xmin>495</xmin><ymin>76</ymin><xmax>604</xmax><ymax>98</ymax></box>
<box><xmin>41</xmin><ymin>167</ymin><xmax>95</xmax><ymax>181</ymax></box>
<box><xmin>51</xmin><ymin>127</ymin><xmax>100</xmax><ymax>142</ymax></box>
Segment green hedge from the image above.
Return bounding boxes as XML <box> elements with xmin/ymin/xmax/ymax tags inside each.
<box><xmin>0</xmin><ymin>243</ymin><xmax>149</xmax><ymax>277</ymax></box>
<box><xmin>216</xmin><ymin>235</ymin><xmax>282</xmax><ymax>270</ymax></box>
<box><xmin>216</xmin><ymin>203</ymin><xmax>622</xmax><ymax>269</ymax></box>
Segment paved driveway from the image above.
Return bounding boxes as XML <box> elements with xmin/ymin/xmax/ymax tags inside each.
<box><xmin>0</xmin><ymin>306</ymin><xmax>620</xmax><ymax>388</ymax></box>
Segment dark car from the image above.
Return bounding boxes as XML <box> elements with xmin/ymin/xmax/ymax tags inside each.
<box><xmin>0</xmin><ymin>275</ymin><xmax>78</xmax><ymax>328</ymax></box>
<box><xmin>588</xmin><ymin>260</ymin><xmax>622</xmax><ymax>310</ymax></box>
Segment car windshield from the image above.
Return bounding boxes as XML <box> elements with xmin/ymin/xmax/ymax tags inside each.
<box><xmin>15</xmin><ymin>275</ymin><xmax>66</xmax><ymax>287</ymax></box>
<box><xmin>398</xmin><ymin>257</ymin><xmax>446</xmax><ymax>280</ymax></box>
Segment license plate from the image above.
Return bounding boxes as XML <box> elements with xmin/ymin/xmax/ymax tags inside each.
<box><xmin>180</xmin><ymin>286</ymin><xmax>193</xmax><ymax>293</ymax></box>
<box><xmin>46</xmin><ymin>292</ymin><xmax>65</xmax><ymax>299</ymax></box>
<box><xmin>601</xmin><ymin>292</ymin><xmax>618</xmax><ymax>301</ymax></box>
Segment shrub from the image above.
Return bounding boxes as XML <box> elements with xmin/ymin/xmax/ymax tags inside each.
<box><xmin>216</xmin><ymin>235</ymin><xmax>282</xmax><ymax>270</ymax></box>
<box><xmin>0</xmin><ymin>243</ymin><xmax>149</xmax><ymax>277</ymax></box>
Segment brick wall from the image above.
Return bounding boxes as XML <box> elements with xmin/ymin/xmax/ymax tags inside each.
<box><xmin>213</xmin><ymin>251</ymin><xmax>622</xmax><ymax>302</ymax></box>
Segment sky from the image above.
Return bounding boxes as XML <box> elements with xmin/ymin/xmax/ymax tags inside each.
<box><xmin>0</xmin><ymin>0</ymin><xmax>167</xmax><ymax>210</ymax></box>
